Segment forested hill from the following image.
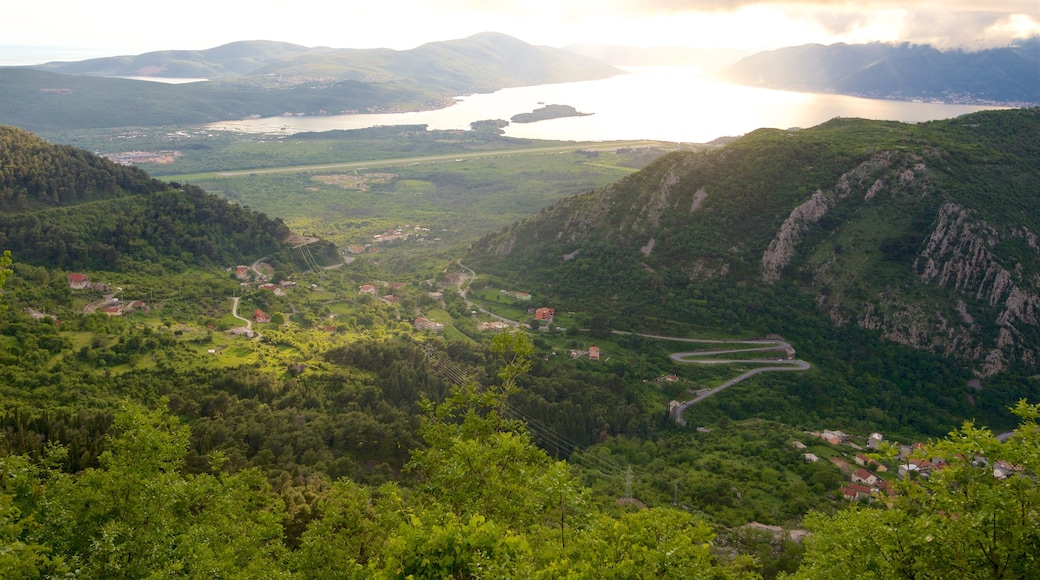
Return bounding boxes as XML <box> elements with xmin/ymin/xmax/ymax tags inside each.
<box><xmin>0</xmin><ymin>126</ymin><xmax>300</xmax><ymax>272</ymax></box>
<box><xmin>1</xmin><ymin>33</ymin><xmax>623</xmax><ymax>132</ymax></box>
<box><xmin>723</xmin><ymin>39</ymin><xmax>1040</xmax><ymax>105</ymax></box>
<box><xmin>0</xmin><ymin>125</ymin><xmax>166</xmax><ymax>212</ymax></box>
<box><xmin>470</xmin><ymin>109</ymin><xmax>1040</xmax><ymax>378</ymax></box>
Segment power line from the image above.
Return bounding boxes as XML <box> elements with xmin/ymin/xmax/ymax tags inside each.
<box><xmin>423</xmin><ymin>345</ymin><xmax>628</xmax><ymax>481</ymax></box>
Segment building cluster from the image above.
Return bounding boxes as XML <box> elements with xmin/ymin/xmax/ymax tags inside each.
<box><xmin>801</xmin><ymin>429</ymin><xmax>1024</xmax><ymax>503</ymax></box>
<box><xmin>99</xmin><ymin>150</ymin><xmax>180</xmax><ymax>166</ymax></box>
<box><xmin>67</xmin><ymin>273</ymin><xmax>147</xmax><ymax>316</ymax></box>
<box><xmin>371</xmin><ymin>225</ymin><xmax>435</xmax><ymax>245</ymax></box>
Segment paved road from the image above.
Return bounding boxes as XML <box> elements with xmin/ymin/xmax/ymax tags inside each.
<box><xmin>455</xmin><ymin>259</ymin><xmax>519</xmax><ymax>326</ymax></box>
<box><xmin>623</xmin><ymin>333</ymin><xmax>811</xmax><ymax>425</ymax></box>
<box><xmin>230</xmin><ymin>296</ymin><xmax>252</xmax><ymax>332</ymax></box>
<box><xmin>83</xmin><ymin>293</ymin><xmax>116</xmax><ymax>314</ymax></box>
<box><xmin>162</xmin><ymin>141</ymin><xmax>661</xmax><ymax>181</ymax></box>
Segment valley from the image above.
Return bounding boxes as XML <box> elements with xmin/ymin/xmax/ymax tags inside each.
<box><xmin>0</xmin><ymin>102</ymin><xmax>1037</xmax><ymax>577</ymax></box>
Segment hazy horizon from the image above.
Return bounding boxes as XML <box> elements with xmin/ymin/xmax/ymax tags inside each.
<box><xmin>2</xmin><ymin>0</ymin><xmax>1037</xmax><ymax>68</ymax></box>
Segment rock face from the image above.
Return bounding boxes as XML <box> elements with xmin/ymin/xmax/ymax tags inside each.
<box><xmin>768</xmin><ymin>151</ymin><xmax>1039</xmax><ymax>377</ymax></box>
<box><xmin>473</xmin><ymin>111</ymin><xmax>1040</xmax><ymax>377</ymax></box>
<box><xmin>912</xmin><ymin>204</ymin><xmax>1040</xmax><ymax>375</ymax></box>
<box><xmin>762</xmin><ymin>190</ymin><xmax>834</xmax><ymax>281</ymax></box>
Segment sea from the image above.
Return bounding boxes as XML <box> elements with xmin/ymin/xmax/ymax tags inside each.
<box><xmin>205</xmin><ymin>66</ymin><xmax>1005</xmax><ymax>144</ymax></box>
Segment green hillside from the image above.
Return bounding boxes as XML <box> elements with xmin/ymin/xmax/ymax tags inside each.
<box><xmin>470</xmin><ymin>109</ymin><xmax>1040</xmax><ymax>428</ymax></box>
<box><xmin>0</xmin><ymin>126</ymin><xmax>330</xmax><ymax>272</ymax></box>
<box><xmin>0</xmin><ymin>117</ymin><xmax>1037</xmax><ymax>578</ymax></box>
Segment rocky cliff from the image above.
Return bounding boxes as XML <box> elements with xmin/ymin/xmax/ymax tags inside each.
<box><xmin>472</xmin><ymin>110</ymin><xmax>1040</xmax><ymax>377</ymax></box>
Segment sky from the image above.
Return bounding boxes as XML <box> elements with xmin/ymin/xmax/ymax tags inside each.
<box><xmin>2</xmin><ymin>0</ymin><xmax>1038</xmax><ymax>64</ymax></box>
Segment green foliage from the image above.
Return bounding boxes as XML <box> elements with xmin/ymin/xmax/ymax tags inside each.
<box><xmin>0</xmin><ymin>129</ymin><xmax>298</xmax><ymax>273</ymax></box>
<box><xmin>469</xmin><ymin>109</ymin><xmax>1040</xmax><ymax>435</ymax></box>
<box><xmin>795</xmin><ymin>401</ymin><xmax>1040</xmax><ymax>579</ymax></box>
<box><xmin>0</xmin><ymin>250</ymin><xmax>10</xmax><ymax>315</ymax></box>
<box><xmin>1</xmin><ymin>404</ymin><xmax>289</xmax><ymax>578</ymax></box>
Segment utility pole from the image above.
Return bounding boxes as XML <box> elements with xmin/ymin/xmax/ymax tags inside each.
<box><xmin>674</xmin><ymin>482</ymin><xmax>678</xmax><ymax>506</ymax></box>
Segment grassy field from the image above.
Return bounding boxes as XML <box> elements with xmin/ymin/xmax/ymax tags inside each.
<box><xmin>178</xmin><ymin>147</ymin><xmax>667</xmax><ymax>254</ymax></box>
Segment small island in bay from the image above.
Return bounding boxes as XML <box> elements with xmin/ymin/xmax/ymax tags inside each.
<box><xmin>510</xmin><ymin>104</ymin><xmax>593</xmax><ymax>124</ymax></box>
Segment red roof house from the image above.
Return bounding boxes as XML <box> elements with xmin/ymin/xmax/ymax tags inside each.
<box><xmin>68</xmin><ymin>273</ymin><xmax>90</xmax><ymax>289</ymax></box>
<box><xmin>534</xmin><ymin>307</ymin><xmax>555</xmax><ymax>321</ymax></box>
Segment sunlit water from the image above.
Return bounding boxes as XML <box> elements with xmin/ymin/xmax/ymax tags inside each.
<box><xmin>208</xmin><ymin>66</ymin><xmax>1005</xmax><ymax>143</ymax></box>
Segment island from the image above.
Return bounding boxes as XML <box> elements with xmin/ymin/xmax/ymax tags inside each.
<box><xmin>510</xmin><ymin>104</ymin><xmax>593</xmax><ymax>124</ymax></box>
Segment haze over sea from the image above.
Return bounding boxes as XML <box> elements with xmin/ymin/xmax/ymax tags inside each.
<box><xmin>208</xmin><ymin>66</ymin><xmax>1004</xmax><ymax>143</ymax></box>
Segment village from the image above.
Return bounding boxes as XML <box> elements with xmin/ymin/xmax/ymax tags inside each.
<box><xmin>798</xmin><ymin>429</ymin><xmax>1023</xmax><ymax>503</ymax></box>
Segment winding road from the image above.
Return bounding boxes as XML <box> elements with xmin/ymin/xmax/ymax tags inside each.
<box><xmin>449</xmin><ymin>261</ymin><xmax>809</xmax><ymax>426</ymax></box>
<box><xmin>230</xmin><ymin>296</ymin><xmax>252</xmax><ymax>332</ymax></box>
<box><xmin>661</xmin><ymin>336</ymin><xmax>810</xmax><ymax>425</ymax></box>
<box><xmin>456</xmin><ymin>259</ymin><xmax>519</xmax><ymax>326</ymax></box>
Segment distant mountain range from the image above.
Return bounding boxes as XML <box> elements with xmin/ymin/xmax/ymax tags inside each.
<box><xmin>0</xmin><ymin>33</ymin><xmax>622</xmax><ymax>132</ymax></box>
<box><xmin>470</xmin><ymin>109</ymin><xmax>1040</xmax><ymax>380</ymax></box>
<box><xmin>722</xmin><ymin>38</ymin><xmax>1040</xmax><ymax>105</ymax></box>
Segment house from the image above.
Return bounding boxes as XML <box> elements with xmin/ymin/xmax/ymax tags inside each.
<box><xmin>898</xmin><ymin>462</ymin><xmax>921</xmax><ymax>479</ymax></box>
<box><xmin>428</xmin><ymin>291</ymin><xmax>444</xmax><ymax>299</ymax></box>
<box><xmin>259</xmin><ymin>283</ymin><xmax>285</xmax><ymax>296</ymax></box>
<box><xmin>854</xmin><ymin>453</ymin><xmax>871</xmax><ymax>466</ymax></box>
<box><xmin>867</xmin><ymin>432</ymin><xmax>884</xmax><ymax>449</ymax></box>
<box><xmin>414</xmin><ymin>317</ymin><xmax>445</xmax><ymax>333</ymax></box>
<box><xmin>821</xmin><ymin>430</ymin><xmax>848</xmax><ymax>445</ymax></box>
<box><xmin>803</xmin><ymin>453</ymin><xmax>820</xmax><ymax>462</ymax></box>
<box><xmin>101</xmin><ymin>305</ymin><xmax>122</xmax><ymax>316</ymax></box>
<box><xmin>851</xmin><ymin>469</ymin><xmax>879</xmax><ymax>486</ymax></box>
<box><xmin>254</xmin><ymin>309</ymin><xmax>270</xmax><ymax>323</ymax></box>
<box><xmin>235</xmin><ymin>265</ymin><xmax>250</xmax><ymax>280</ymax></box>
<box><xmin>840</xmin><ymin>483</ymin><xmax>872</xmax><ymax>501</ymax></box>
<box><xmin>993</xmin><ymin>460</ymin><xmax>1021</xmax><ymax>480</ymax></box>
<box><xmin>589</xmin><ymin>346</ymin><xmax>600</xmax><ymax>361</ymax></box>
<box><xmin>68</xmin><ymin>273</ymin><xmax>90</xmax><ymax>289</ymax></box>
<box><xmin>534</xmin><ymin>307</ymin><xmax>555</xmax><ymax>321</ymax></box>
<box><xmin>359</xmin><ymin>284</ymin><xmax>377</xmax><ymax>295</ymax></box>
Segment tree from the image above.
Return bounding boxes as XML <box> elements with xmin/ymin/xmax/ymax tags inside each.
<box><xmin>795</xmin><ymin>400</ymin><xmax>1040</xmax><ymax>579</ymax></box>
<box><xmin>292</xmin><ymin>480</ymin><xmax>406</xmax><ymax>578</ymax></box>
<box><xmin>4</xmin><ymin>405</ymin><xmax>291</xmax><ymax>578</ymax></box>
<box><xmin>0</xmin><ymin>250</ymin><xmax>11</xmax><ymax>314</ymax></box>
<box><xmin>407</xmin><ymin>331</ymin><xmax>587</xmax><ymax>531</ymax></box>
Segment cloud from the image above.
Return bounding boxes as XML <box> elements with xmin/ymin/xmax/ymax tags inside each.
<box><xmin>628</xmin><ymin>1</ymin><xmax>1037</xmax><ymax>12</ymax></box>
<box><xmin>625</xmin><ymin>1</ymin><xmax>1040</xmax><ymax>49</ymax></box>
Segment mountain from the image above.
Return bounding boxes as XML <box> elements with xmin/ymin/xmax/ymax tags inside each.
<box><xmin>27</xmin><ymin>40</ymin><xmax>315</xmax><ymax>79</ymax></box>
<box><xmin>469</xmin><ymin>109</ymin><xmax>1040</xmax><ymax>379</ymax></box>
<box><xmin>723</xmin><ymin>39</ymin><xmax>1040</xmax><ymax>105</ymax></box>
<box><xmin>0</xmin><ymin>126</ymin><xmax>336</xmax><ymax>272</ymax></box>
<box><xmin>1</xmin><ymin>33</ymin><xmax>622</xmax><ymax>132</ymax></box>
